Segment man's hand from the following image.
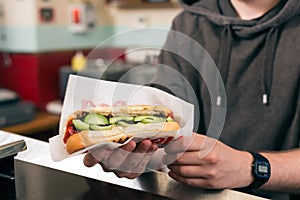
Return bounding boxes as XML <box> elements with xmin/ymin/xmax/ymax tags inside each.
<box><xmin>163</xmin><ymin>133</ymin><xmax>254</xmax><ymax>189</ymax></box>
<box><xmin>83</xmin><ymin>139</ymin><xmax>158</xmax><ymax>179</ymax></box>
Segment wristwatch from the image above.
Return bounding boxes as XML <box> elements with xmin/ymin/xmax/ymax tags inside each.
<box><xmin>248</xmin><ymin>152</ymin><xmax>271</xmax><ymax>189</ymax></box>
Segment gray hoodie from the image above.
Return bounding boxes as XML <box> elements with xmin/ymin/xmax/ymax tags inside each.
<box><xmin>154</xmin><ymin>1</ymin><xmax>300</xmax><ymax>198</ymax></box>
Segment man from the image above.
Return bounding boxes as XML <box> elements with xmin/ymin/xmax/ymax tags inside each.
<box><xmin>84</xmin><ymin>0</ymin><xmax>300</xmax><ymax>199</ymax></box>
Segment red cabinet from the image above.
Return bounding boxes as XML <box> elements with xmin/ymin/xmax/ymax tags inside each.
<box><xmin>0</xmin><ymin>52</ymin><xmax>75</xmax><ymax>109</ymax></box>
<box><xmin>0</xmin><ymin>48</ymin><xmax>125</xmax><ymax>110</ymax></box>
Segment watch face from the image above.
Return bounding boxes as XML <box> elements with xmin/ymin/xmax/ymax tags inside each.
<box><xmin>255</xmin><ymin>161</ymin><xmax>270</xmax><ymax>178</ymax></box>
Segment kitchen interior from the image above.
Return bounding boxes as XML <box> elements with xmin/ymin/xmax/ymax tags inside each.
<box><xmin>0</xmin><ymin>0</ymin><xmax>181</xmax><ymax>138</ymax></box>
<box><xmin>0</xmin><ymin>0</ymin><xmax>269</xmax><ymax>200</ymax></box>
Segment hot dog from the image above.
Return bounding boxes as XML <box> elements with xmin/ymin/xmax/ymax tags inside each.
<box><xmin>63</xmin><ymin>105</ymin><xmax>180</xmax><ymax>154</ymax></box>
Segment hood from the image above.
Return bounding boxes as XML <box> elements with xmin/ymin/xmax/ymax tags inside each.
<box><xmin>179</xmin><ymin>0</ymin><xmax>300</xmax><ymax>106</ymax></box>
<box><xmin>182</xmin><ymin>0</ymin><xmax>300</xmax><ymax>37</ymax></box>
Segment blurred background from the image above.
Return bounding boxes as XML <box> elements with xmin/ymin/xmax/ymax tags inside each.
<box><xmin>0</xmin><ymin>0</ymin><xmax>182</xmax><ymax>139</ymax></box>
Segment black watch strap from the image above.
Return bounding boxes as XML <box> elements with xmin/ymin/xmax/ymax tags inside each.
<box><xmin>248</xmin><ymin>152</ymin><xmax>271</xmax><ymax>189</ymax></box>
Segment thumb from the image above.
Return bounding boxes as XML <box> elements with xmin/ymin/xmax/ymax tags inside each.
<box><xmin>83</xmin><ymin>153</ymin><xmax>99</xmax><ymax>167</ymax></box>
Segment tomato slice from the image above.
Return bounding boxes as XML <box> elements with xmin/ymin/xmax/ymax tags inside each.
<box><xmin>167</xmin><ymin>112</ymin><xmax>174</xmax><ymax>119</ymax></box>
<box><xmin>63</xmin><ymin>120</ymin><xmax>78</xmax><ymax>143</ymax></box>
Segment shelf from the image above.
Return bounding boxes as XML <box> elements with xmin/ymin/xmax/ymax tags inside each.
<box><xmin>1</xmin><ymin>111</ymin><xmax>60</xmax><ymax>136</ymax></box>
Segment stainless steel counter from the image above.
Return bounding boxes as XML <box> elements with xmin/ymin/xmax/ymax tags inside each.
<box><xmin>0</xmin><ymin>131</ymin><xmax>269</xmax><ymax>200</ymax></box>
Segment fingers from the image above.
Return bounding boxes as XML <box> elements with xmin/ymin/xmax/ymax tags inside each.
<box><xmin>114</xmin><ymin>140</ymin><xmax>158</xmax><ymax>178</ymax></box>
<box><xmin>119</xmin><ymin>140</ymin><xmax>158</xmax><ymax>173</ymax></box>
<box><xmin>165</xmin><ymin>133</ymin><xmax>217</xmax><ymax>155</ymax></box>
<box><xmin>83</xmin><ymin>141</ymin><xmax>135</xmax><ymax>168</ymax></box>
<box><xmin>164</xmin><ymin>133</ymin><xmax>195</xmax><ymax>153</ymax></box>
<box><xmin>84</xmin><ymin>146</ymin><xmax>111</xmax><ymax>167</ymax></box>
<box><xmin>168</xmin><ymin>171</ymin><xmax>215</xmax><ymax>188</ymax></box>
<box><xmin>83</xmin><ymin>153</ymin><xmax>99</xmax><ymax>167</ymax></box>
<box><xmin>163</xmin><ymin>151</ymin><xmax>209</xmax><ymax>166</ymax></box>
<box><xmin>100</xmin><ymin>139</ymin><xmax>158</xmax><ymax>179</ymax></box>
<box><xmin>101</xmin><ymin>140</ymin><xmax>136</xmax><ymax>170</ymax></box>
<box><xmin>167</xmin><ymin>163</ymin><xmax>216</xmax><ymax>178</ymax></box>
<box><xmin>83</xmin><ymin>139</ymin><xmax>159</xmax><ymax>179</ymax></box>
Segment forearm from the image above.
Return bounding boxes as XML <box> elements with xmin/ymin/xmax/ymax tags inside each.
<box><xmin>260</xmin><ymin>149</ymin><xmax>300</xmax><ymax>193</ymax></box>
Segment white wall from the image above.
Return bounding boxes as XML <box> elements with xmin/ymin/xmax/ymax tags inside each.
<box><xmin>0</xmin><ymin>0</ymin><xmax>182</xmax><ymax>52</ymax></box>
<box><xmin>3</xmin><ymin>0</ymin><xmax>37</xmax><ymax>25</ymax></box>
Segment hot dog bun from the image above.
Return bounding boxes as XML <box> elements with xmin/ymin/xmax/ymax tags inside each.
<box><xmin>64</xmin><ymin>105</ymin><xmax>180</xmax><ymax>154</ymax></box>
<box><xmin>72</xmin><ymin>105</ymin><xmax>174</xmax><ymax>118</ymax></box>
<box><xmin>66</xmin><ymin>121</ymin><xmax>180</xmax><ymax>154</ymax></box>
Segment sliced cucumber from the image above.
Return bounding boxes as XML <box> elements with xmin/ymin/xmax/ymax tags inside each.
<box><xmin>72</xmin><ymin>119</ymin><xmax>89</xmax><ymax>130</ymax></box>
<box><xmin>141</xmin><ymin>118</ymin><xmax>165</xmax><ymax>124</ymax></box>
<box><xmin>166</xmin><ymin>116</ymin><xmax>174</xmax><ymax>122</ymax></box>
<box><xmin>84</xmin><ymin>113</ymin><xmax>108</xmax><ymax>125</ymax></box>
<box><xmin>109</xmin><ymin>116</ymin><xmax>134</xmax><ymax>124</ymax></box>
<box><xmin>134</xmin><ymin>115</ymin><xmax>150</xmax><ymax>122</ymax></box>
<box><xmin>117</xmin><ymin>121</ymin><xmax>133</xmax><ymax>127</ymax></box>
<box><xmin>134</xmin><ymin>116</ymin><xmax>166</xmax><ymax>124</ymax></box>
<box><xmin>90</xmin><ymin>124</ymin><xmax>114</xmax><ymax>131</ymax></box>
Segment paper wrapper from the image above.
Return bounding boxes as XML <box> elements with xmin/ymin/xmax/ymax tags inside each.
<box><xmin>49</xmin><ymin>75</ymin><xmax>194</xmax><ymax>161</ymax></box>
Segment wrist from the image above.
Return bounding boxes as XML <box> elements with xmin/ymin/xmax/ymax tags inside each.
<box><xmin>248</xmin><ymin>152</ymin><xmax>271</xmax><ymax>189</ymax></box>
<box><xmin>239</xmin><ymin>151</ymin><xmax>255</xmax><ymax>188</ymax></box>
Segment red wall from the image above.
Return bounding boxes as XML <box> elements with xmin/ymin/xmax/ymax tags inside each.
<box><xmin>0</xmin><ymin>52</ymin><xmax>75</xmax><ymax>109</ymax></box>
<box><xmin>0</xmin><ymin>48</ymin><xmax>125</xmax><ymax>110</ymax></box>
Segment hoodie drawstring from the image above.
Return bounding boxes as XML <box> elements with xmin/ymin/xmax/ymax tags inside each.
<box><xmin>217</xmin><ymin>23</ymin><xmax>233</xmax><ymax>106</ymax></box>
<box><xmin>217</xmin><ymin>25</ymin><xmax>279</xmax><ymax>106</ymax></box>
<box><xmin>262</xmin><ymin>27</ymin><xmax>279</xmax><ymax>105</ymax></box>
